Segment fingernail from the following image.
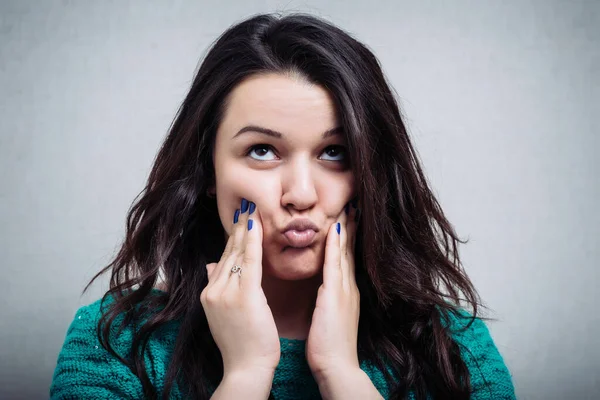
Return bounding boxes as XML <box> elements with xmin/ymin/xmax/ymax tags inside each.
<box><xmin>241</xmin><ymin>198</ymin><xmax>249</xmax><ymax>213</ymax></box>
<box><xmin>355</xmin><ymin>208</ymin><xmax>361</xmax><ymax>223</ymax></box>
<box><xmin>233</xmin><ymin>209</ymin><xmax>240</xmax><ymax>224</ymax></box>
<box><xmin>336</xmin><ymin>222</ymin><xmax>340</xmax><ymax>235</ymax></box>
<box><xmin>249</xmin><ymin>201</ymin><xmax>256</xmax><ymax>215</ymax></box>
<box><xmin>248</xmin><ymin>219</ymin><xmax>253</xmax><ymax>231</ymax></box>
<box><xmin>344</xmin><ymin>203</ymin><xmax>350</xmax><ymax>215</ymax></box>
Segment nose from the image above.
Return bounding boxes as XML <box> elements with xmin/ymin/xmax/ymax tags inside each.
<box><xmin>280</xmin><ymin>156</ymin><xmax>318</xmax><ymax>211</ymax></box>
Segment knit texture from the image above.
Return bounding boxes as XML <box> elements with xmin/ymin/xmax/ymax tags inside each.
<box><xmin>50</xmin><ymin>291</ymin><xmax>516</xmax><ymax>399</ymax></box>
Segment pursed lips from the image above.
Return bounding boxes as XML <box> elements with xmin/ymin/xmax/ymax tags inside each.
<box><xmin>281</xmin><ymin>218</ymin><xmax>319</xmax><ymax>248</ymax></box>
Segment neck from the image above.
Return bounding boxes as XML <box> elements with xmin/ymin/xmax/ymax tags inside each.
<box><xmin>261</xmin><ymin>272</ymin><xmax>321</xmax><ymax>340</ymax></box>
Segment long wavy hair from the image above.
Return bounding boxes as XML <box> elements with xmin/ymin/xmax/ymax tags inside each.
<box><xmin>85</xmin><ymin>12</ymin><xmax>487</xmax><ymax>399</ymax></box>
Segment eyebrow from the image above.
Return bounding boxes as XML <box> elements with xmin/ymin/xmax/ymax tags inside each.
<box><xmin>232</xmin><ymin>125</ymin><xmax>343</xmax><ymax>139</ymax></box>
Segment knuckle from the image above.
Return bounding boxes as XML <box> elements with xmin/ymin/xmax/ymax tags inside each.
<box><xmin>229</xmin><ymin>236</ymin><xmax>244</xmax><ymax>254</ymax></box>
<box><xmin>199</xmin><ymin>290</ymin><xmax>210</xmax><ymax>308</ymax></box>
<box><xmin>242</xmin><ymin>251</ymin><xmax>254</xmax><ymax>265</ymax></box>
<box><xmin>202</xmin><ymin>290</ymin><xmax>220</xmax><ymax>306</ymax></box>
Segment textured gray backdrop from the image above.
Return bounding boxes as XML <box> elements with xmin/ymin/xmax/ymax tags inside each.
<box><xmin>1</xmin><ymin>1</ymin><xmax>598</xmax><ymax>399</ymax></box>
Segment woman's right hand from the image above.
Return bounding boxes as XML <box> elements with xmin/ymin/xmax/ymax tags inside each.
<box><xmin>200</xmin><ymin>198</ymin><xmax>281</xmax><ymax>381</ymax></box>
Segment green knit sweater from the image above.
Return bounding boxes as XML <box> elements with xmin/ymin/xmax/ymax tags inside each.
<box><xmin>50</xmin><ymin>291</ymin><xmax>516</xmax><ymax>399</ymax></box>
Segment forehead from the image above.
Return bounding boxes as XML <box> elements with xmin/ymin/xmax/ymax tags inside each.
<box><xmin>218</xmin><ymin>73</ymin><xmax>339</xmax><ymax>140</ymax></box>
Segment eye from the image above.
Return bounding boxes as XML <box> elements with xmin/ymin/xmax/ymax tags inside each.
<box><xmin>319</xmin><ymin>145</ymin><xmax>346</xmax><ymax>162</ymax></box>
<box><xmin>247</xmin><ymin>144</ymin><xmax>277</xmax><ymax>161</ymax></box>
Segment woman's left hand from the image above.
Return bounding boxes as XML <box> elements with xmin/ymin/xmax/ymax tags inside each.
<box><xmin>306</xmin><ymin>200</ymin><xmax>361</xmax><ymax>382</ymax></box>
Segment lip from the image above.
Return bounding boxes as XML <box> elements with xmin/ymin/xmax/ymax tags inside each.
<box><xmin>282</xmin><ymin>219</ymin><xmax>319</xmax><ymax>248</ymax></box>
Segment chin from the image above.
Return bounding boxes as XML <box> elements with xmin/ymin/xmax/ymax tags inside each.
<box><xmin>262</xmin><ymin>247</ymin><xmax>323</xmax><ymax>281</ymax></box>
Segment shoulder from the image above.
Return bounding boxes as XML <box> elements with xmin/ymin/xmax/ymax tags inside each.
<box><xmin>50</xmin><ymin>290</ymin><xmax>180</xmax><ymax>399</ymax></box>
<box><xmin>444</xmin><ymin>308</ymin><xmax>517</xmax><ymax>400</ymax></box>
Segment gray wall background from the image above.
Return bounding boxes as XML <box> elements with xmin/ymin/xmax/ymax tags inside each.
<box><xmin>1</xmin><ymin>1</ymin><xmax>598</xmax><ymax>399</ymax></box>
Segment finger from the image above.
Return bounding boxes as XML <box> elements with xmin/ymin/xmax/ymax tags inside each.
<box><xmin>345</xmin><ymin>200</ymin><xmax>359</xmax><ymax>274</ymax></box>
<box><xmin>206</xmin><ymin>262</ymin><xmax>218</xmax><ymax>283</ymax></box>
<box><xmin>339</xmin><ymin>203</ymin><xmax>349</xmax><ymax>257</ymax></box>
<box><xmin>349</xmin><ymin>196</ymin><xmax>360</xmax><ymax>253</ymax></box>
<box><xmin>214</xmin><ymin>198</ymin><xmax>251</xmax><ymax>287</ymax></box>
<box><xmin>206</xmin><ymin>208</ymin><xmax>238</xmax><ymax>286</ymax></box>
<box><xmin>322</xmin><ymin>220</ymin><xmax>342</xmax><ymax>289</ymax></box>
<box><xmin>226</xmin><ymin>200</ymin><xmax>260</xmax><ymax>290</ymax></box>
<box><xmin>339</xmin><ymin>202</ymin><xmax>357</xmax><ymax>289</ymax></box>
<box><xmin>239</xmin><ymin>201</ymin><xmax>263</xmax><ymax>289</ymax></box>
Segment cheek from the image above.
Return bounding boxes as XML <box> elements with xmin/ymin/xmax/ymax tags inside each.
<box><xmin>318</xmin><ymin>173</ymin><xmax>355</xmax><ymax>217</ymax></box>
<box><xmin>215</xmin><ymin>166</ymin><xmax>281</xmax><ymax>234</ymax></box>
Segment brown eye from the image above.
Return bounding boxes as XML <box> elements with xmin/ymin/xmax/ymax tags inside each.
<box><xmin>247</xmin><ymin>144</ymin><xmax>277</xmax><ymax>161</ymax></box>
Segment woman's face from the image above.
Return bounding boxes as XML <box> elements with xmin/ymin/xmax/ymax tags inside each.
<box><xmin>212</xmin><ymin>72</ymin><xmax>355</xmax><ymax>280</ymax></box>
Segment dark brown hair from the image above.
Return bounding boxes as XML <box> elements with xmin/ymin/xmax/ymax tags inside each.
<box><xmin>86</xmin><ymin>12</ymin><xmax>487</xmax><ymax>399</ymax></box>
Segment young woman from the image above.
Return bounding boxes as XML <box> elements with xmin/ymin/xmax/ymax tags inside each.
<box><xmin>50</xmin><ymin>13</ymin><xmax>516</xmax><ymax>400</ymax></box>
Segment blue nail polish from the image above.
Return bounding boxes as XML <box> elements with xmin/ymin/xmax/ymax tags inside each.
<box><xmin>249</xmin><ymin>202</ymin><xmax>256</xmax><ymax>215</ymax></box>
<box><xmin>248</xmin><ymin>219</ymin><xmax>253</xmax><ymax>231</ymax></box>
<box><xmin>336</xmin><ymin>222</ymin><xmax>340</xmax><ymax>235</ymax></box>
<box><xmin>233</xmin><ymin>209</ymin><xmax>240</xmax><ymax>224</ymax></box>
<box><xmin>344</xmin><ymin>203</ymin><xmax>350</xmax><ymax>215</ymax></box>
<box><xmin>241</xmin><ymin>198</ymin><xmax>249</xmax><ymax>213</ymax></box>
